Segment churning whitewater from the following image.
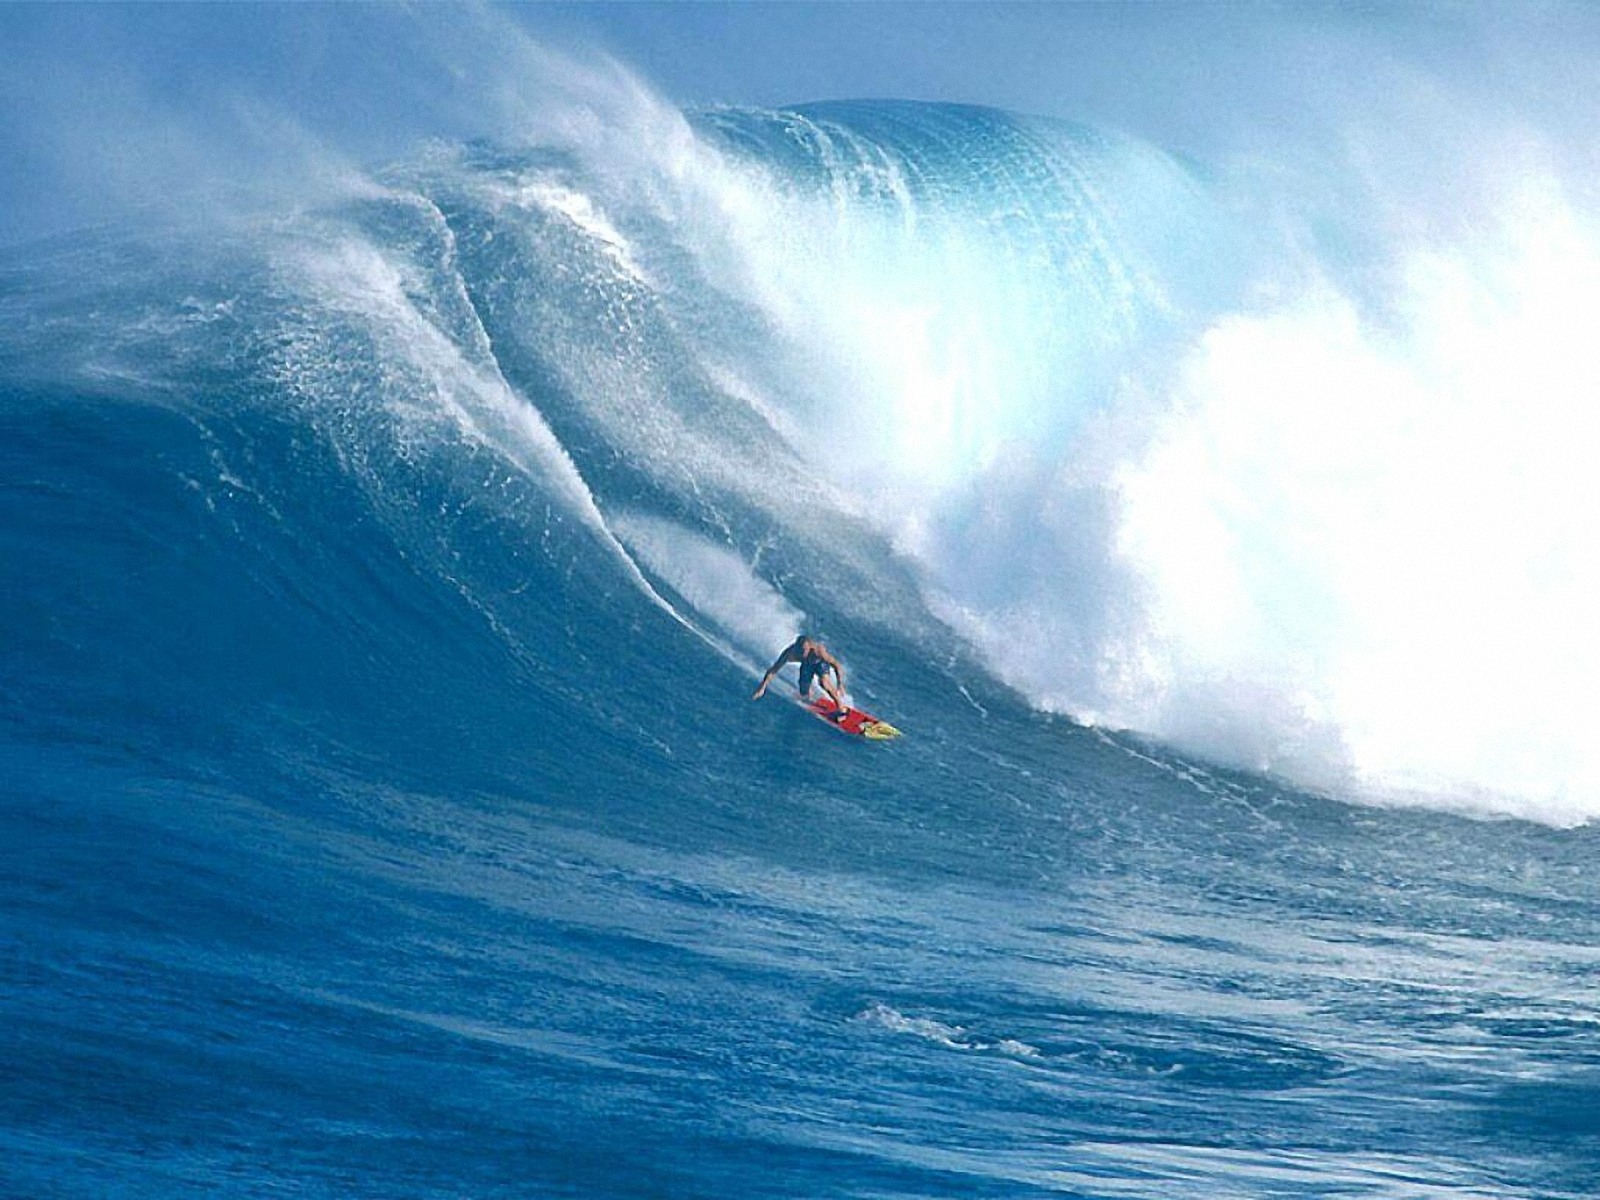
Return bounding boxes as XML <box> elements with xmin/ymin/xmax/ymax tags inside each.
<box><xmin>4</xmin><ymin>57</ymin><xmax>1599</xmax><ymax>1200</ymax></box>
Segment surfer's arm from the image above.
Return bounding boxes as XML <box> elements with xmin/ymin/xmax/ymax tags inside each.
<box><xmin>751</xmin><ymin>649</ymin><xmax>797</xmax><ymax>699</ymax></box>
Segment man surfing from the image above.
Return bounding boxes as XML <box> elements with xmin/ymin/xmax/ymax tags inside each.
<box><xmin>752</xmin><ymin>634</ymin><xmax>846</xmax><ymax>712</ymax></box>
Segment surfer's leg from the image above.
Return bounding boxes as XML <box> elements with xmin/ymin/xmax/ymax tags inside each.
<box><xmin>822</xmin><ymin>674</ymin><xmax>844</xmax><ymax>707</ymax></box>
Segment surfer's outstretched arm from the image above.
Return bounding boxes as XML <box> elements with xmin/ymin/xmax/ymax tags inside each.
<box><xmin>752</xmin><ymin>646</ymin><xmax>799</xmax><ymax>699</ymax></box>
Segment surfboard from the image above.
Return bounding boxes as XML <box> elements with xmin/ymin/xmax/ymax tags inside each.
<box><xmin>804</xmin><ymin>695</ymin><xmax>902</xmax><ymax>740</ymax></box>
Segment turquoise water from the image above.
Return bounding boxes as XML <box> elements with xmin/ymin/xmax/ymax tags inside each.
<box><xmin>3</xmin><ymin>101</ymin><xmax>1597</xmax><ymax>1198</ymax></box>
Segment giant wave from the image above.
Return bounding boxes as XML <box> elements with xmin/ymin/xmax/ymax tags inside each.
<box><xmin>5</xmin><ymin>44</ymin><xmax>1600</xmax><ymax>1199</ymax></box>
<box><xmin>10</xmin><ymin>77</ymin><xmax>1600</xmax><ymax>818</ymax></box>
<box><xmin>144</xmin><ymin>82</ymin><xmax>1600</xmax><ymax>825</ymax></box>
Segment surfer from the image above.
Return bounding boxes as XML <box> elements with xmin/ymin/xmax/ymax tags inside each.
<box><xmin>752</xmin><ymin>635</ymin><xmax>846</xmax><ymax>710</ymax></box>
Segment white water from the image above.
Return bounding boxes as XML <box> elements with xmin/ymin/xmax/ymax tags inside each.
<box><xmin>611</xmin><ymin>511</ymin><xmax>803</xmax><ymax>660</ymax></box>
<box><xmin>637</xmin><ymin>108</ymin><xmax>1600</xmax><ymax>824</ymax></box>
<box><xmin>1116</xmin><ymin>180</ymin><xmax>1600</xmax><ymax>824</ymax></box>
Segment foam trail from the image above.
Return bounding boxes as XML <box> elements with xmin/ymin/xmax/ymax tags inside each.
<box><xmin>277</xmin><ymin>228</ymin><xmax>747</xmax><ymax>674</ymax></box>
<box><xmin>610</xmin><ymin>512</ymin><xmax>803</xmax><ymax>663</ymax></box>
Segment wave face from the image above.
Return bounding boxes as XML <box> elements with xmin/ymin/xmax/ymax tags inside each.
<box><xmin>4</xmin><ymin>95</ymin><xmax>1600</xmax><ymax>1199</ymax></box>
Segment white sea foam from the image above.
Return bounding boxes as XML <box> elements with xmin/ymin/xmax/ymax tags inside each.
<box><xmin>641</xmin><ymin>101</ymin><xmax>1600</xmax><ymax>824</ymax></box>
<box><xmin>857</xmin><ymin>1002</ymin><xmax>1041</xmax><ymax>1058</ymax></box>
<box><xmin>1112</xmin><ymin>180</ymin><xmax>1600</xmax><ymax>825</ymax></box>
<box><xmin>610</xmin><ymin>511</ymin><xmax>803</xmax><ymax>660</ymax></box>
<box><xmin>495</xmin><ymin>180</ymin><xmax>653</xmax><ymax>287</ymax></box>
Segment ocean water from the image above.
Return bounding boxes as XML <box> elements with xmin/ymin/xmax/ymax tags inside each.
<box><xmin>4</xmin><ymin>95</ymin><xmax>1599</xmax><ymax>1199</ymax></box>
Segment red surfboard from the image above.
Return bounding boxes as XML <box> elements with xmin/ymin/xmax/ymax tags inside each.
<box><xmin>804</xmin><ymin>695</ymin><xmax>902</xmax><ymax>740</ymax></box>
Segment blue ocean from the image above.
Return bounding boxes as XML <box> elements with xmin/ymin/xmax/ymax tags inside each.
<box><xmin>5</xmin><ymin>51</ymin><xmax>1600</xmax><ymax>1200</ymax></box>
